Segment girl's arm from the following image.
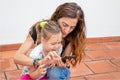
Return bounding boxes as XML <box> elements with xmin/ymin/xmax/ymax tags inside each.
<box><xmin>14</xmin><ymin>34</ymin><xmax>35</xmax><ymax>66</ymax></box>
<box><xmin>29</xmin><ymin>53</ymin><xmax>58</xmax><ymax>79</ymax></box>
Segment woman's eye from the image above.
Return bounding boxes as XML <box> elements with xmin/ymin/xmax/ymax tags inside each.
<box><xmin>70</xmin><ymin>27</ymin><xmax>74</xmax><ymax>29</ymax></box>
<box><xmin>63</xmin><ymin>23</ymin><xmax>68</xmax><ymax>27</ymax></box>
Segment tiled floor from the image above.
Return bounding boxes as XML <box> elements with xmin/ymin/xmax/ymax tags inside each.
<box><xmin>0</xmin><ymin>41</ymin><xmax>120</xmax><ymax>80</ymax></box>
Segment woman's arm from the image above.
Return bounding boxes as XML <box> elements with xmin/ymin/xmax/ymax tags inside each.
<box><xmin>62</xmin><ymin>43</ymin><xmax>72</xmax><ymax>57</ymax></box>
<box><xmin>56</xmin><ymin>43</ymin><xmax>72</xmax><ymax>68</ymax></box>
<box><xmin>14</xmin><ymin>34</ymin><xmax>35</xmax><ymax>66</ymax></box>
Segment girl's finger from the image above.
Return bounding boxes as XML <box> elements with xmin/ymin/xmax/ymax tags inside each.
<box><xmin>38</xmin><ymin>64</ymin><xmax>45</xmax><ymax>69</ymax></box>
<box><xmin>40</xmin><ymin>69</ymin><xmax>47</xmax><ymax>74</ymax></box>
<box><xmin>48</xmin><ymin>51</ymin><xmax>55</xmax><ymax>59</ymax></box>
<box><xmin>48</xmin><ymin>64</ymin><xmax>54</xmax><ymax>68</ymax></box>
<box><xmin>52</xmin><ymin>51</ymin><xmax>61</xmax><ymax>59</ymax></box>
<box><xmin>48</xmin><ymin>63</ymin><xmax>55</xmax><ymax>68</ymax></box>
<box><xmin>57</xmin><ymin>60</ymin><xmax>63</xmax><ymax>67</ymax></box>
<box><xmin>45</xmin><ymin>52</ymin><xmax>55</xmax><ymax>60</ymax></box>
<box><xmin>46</xmin><ymin>55</ymin><xmax>51</xmax><ymax>60</ymax></box>
<box><xmin>41</xmin><ymin>72</ymin><xmax>46</xmax><ymax>75</ymax></box>
<box><xmin>51</xmin><ymin>64</ymin><xmax>55</xmax><ymax>69</ymax></box>
<box><xmin>52</xmin><ymin>51</ymin><xmax>58</xmax><ymax>56</ymax></box>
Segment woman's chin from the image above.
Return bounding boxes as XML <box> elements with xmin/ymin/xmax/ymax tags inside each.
<box><xmin>62</xmin><ymin>35</ymin><xmax>66</xmax><ymax>38</ymax></box>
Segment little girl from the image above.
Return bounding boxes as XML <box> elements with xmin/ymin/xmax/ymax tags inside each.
<box><xmin>18</xmin><ymin>20</ymin><xmax>70</xmax><ymax>80</ymax></box>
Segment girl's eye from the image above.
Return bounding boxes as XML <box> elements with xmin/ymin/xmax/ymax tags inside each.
<box><xmin>58</xmin><ymin>42</ymin><xmax>61</xmax><ymax>44</ymax></box>
<box><xmin>51</xmin><ymin>43</ymin><xmax>56</xmax><ymax>45</ymax></box>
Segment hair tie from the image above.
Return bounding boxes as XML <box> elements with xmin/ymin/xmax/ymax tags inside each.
<box><xmin>39</xmin><ymin>21</ymin><xmax>48</xmax><ymax>28</ymax></box>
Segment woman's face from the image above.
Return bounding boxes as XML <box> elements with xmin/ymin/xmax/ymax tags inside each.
<box><xmin>58</xmin><ymin>17</ymin><xmax>78</xmax><ymax>38</ymax></box>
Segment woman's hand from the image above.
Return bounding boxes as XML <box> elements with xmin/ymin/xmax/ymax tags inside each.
<box><xmin>57</xmin><ymin>57</ymin><xmax>76</xmax><ymax>68</ymax></box>
<box><xmin>64</xmin><ymin>58</ymin><xmax>76</xmax><ymax>68</ymax></box>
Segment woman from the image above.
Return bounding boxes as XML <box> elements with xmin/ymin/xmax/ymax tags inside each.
<box><xmin>14</xmin><ymin>2</ymin><xmax>86</xmax><ymax>71</ymax></box>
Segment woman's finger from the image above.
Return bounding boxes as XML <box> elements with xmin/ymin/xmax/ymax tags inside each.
<box><xmin>71</xmin><ymin>58</ymin><xmax>76</xmax><ymax>65</ymax></box>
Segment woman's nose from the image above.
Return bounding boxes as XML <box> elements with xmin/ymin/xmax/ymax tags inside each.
<box><xmin>64</xmin><ymin>27</ymin><xmax>70</xmax><ymax>34</ymax></box>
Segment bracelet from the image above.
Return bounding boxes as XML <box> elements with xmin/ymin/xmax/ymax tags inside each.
<box><xmin>33</xmin><ymin>58</ymin><xmax>40</xmax><ymax>69</ymax></box>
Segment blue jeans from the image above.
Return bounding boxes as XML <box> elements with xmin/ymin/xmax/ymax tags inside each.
<box><xmin>47</xmin><ymin>66</ymin><xmax>70</xmax><ymax>80</ymax></box>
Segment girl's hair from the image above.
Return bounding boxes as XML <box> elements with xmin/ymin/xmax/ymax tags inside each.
<box><xmin>51</xmin><ymin>2</ymin><xmax>86</xmax><ymax>64</ymax></box>
<box><xmin>41</xmin><ymin>21</ymin><xmax>61</xmax><ymax>41</ymax></box>
<box><xmin>29</xmin><ymin>20</ymin><xmax>61</xmax><ymax>45</ymax></box>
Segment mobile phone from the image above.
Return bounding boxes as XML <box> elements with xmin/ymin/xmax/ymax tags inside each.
<box><xmin>62</xmin><ymin>55</ymin><xmax>76</xmax><ymax>63</ymax></box>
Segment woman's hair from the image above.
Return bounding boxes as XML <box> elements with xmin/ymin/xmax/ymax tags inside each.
<box><xmin>29</xmin><ymin>2</ymin><xmax>86</xmax><ymax>65</ymax></box>
<box><xmin>29</xmin><ymin>20</ymin><xmax>61</xmax><ymax>45</ymax></box>
<box><xmin>51</xmin><ymin>2</ymin><xmax>86</xmax><ymax>64</ymax></box>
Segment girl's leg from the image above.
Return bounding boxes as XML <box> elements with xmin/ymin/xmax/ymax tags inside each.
<box><xmin>18</xmin><ymin>74</ymin><xmax>32</xmax><ymax>80</ymax></box>
<box><xmin>40</xmin><ymin>74</ymin><xmax>48</xmax><ymax>80</ymax></box>
<box><xmin>62</xmin><ymin>67</ymin><xmax>70</xmax><ymax>80</ymax></box>
<box><xmin>47</xmin><ymin>66</ymin><xmax>70</xmax><ymax>80</ymax></box>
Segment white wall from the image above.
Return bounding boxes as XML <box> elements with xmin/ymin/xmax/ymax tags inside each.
<box><xmin>0</xmin><ymin>0</ymin><xmax>120</xmax><ymax>45</ymax></box>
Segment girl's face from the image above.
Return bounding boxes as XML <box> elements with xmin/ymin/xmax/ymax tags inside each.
<box><xmin>42</xmin><ymin>32</ymin><xmax>62</xmax><ymax>54</ymax></box>
<box><xmin>58</xmin><ymin>17</ymin><xmax>78</xmax><ymax>38</ymax></box>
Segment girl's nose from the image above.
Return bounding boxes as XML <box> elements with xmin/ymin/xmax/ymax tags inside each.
<box><xmin>53</xmin><ymin>45</ymin><xmax>59</xmax><ymax>51</ymax></box>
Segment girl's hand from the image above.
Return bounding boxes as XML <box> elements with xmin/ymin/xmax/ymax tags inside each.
<box><xmin>38</xmin><ymin>51</ymin><xmax>58</xmax><ymax>66</ymax></box>
<box><xmin>45</xmin><ymin>51</ymin><xmax>60</xmax><ymax>62</ymax></box>
<box><xmin>46</xmin><ymin>51</ymin><xmax>61</xmax><ymax>68</ymax></box>
<box><xmin>36</xmin><ymin>64</ymin><xmax>46</xmax><ymax>74</ymax></box>
<box><xmin>30</xmin><ymin>64</ymin><xmax>46</xmax><ymax>79</ymax></box>
<box><xmin>48</xmin><ymin>51</ymin><xmax>66</xmax><ymax>68</ymax></box>
<box><xmin>56</xmin><ymin>59</ymin><xmax>66</xmax><ymax>68</ymax></box>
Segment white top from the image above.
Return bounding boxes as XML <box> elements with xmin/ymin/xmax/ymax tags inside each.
<box><xmin>22</xmin><ymin>43</ymin><xmax>62</xmax><ymax>79</ymax></box>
